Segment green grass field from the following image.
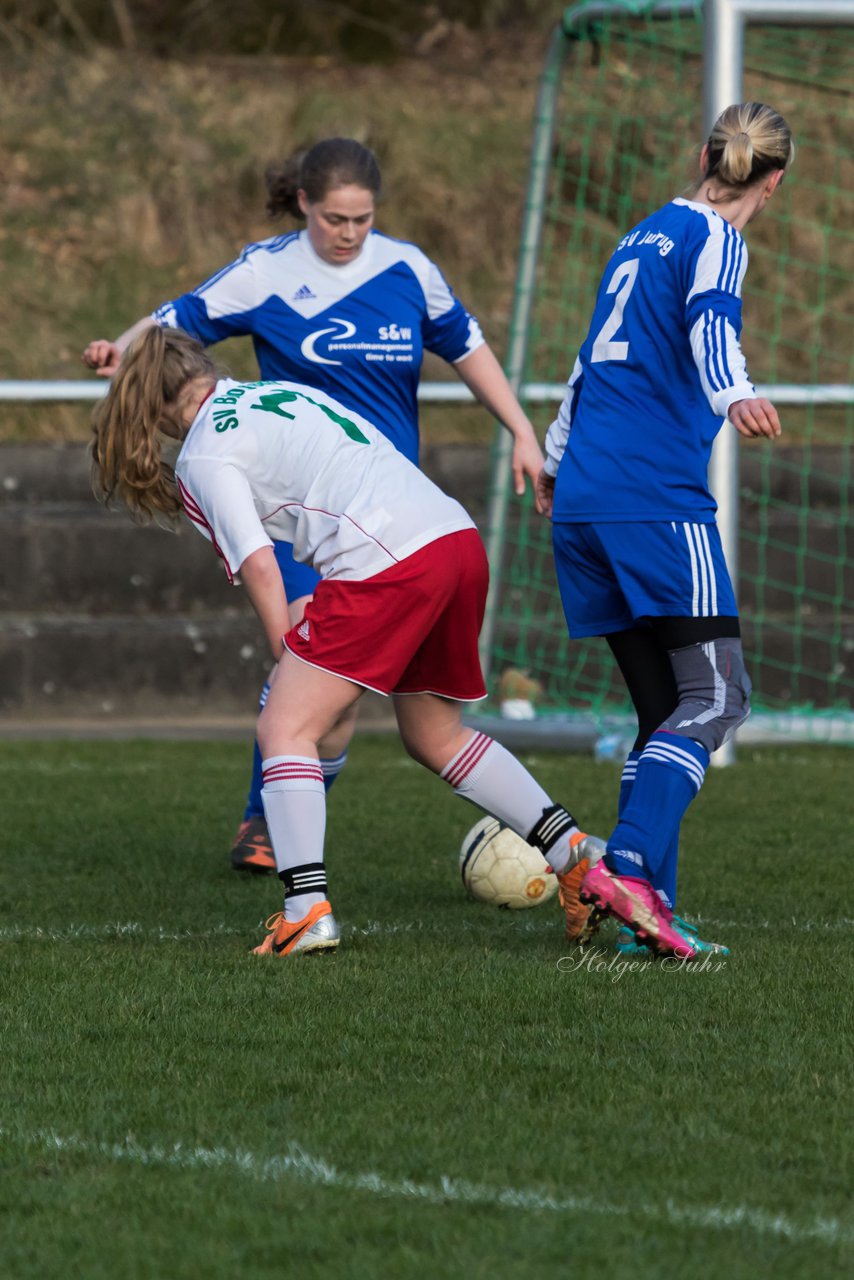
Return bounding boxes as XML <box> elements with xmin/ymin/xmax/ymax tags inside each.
<box><xmin>1</xmin><ymin>737</ymin><xmax>851</xmax><ymax>1279</ymax></box>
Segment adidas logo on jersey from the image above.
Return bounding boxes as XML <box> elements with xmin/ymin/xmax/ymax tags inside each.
<box><xmin>292</xmin><ymin>284</ymin><xmax>316</xmax><ymax>301</ymax></box>
<box><xmin>297</xmin><ymin>620</ymin><xmax>311</xmax><ymax>642</ymax></box>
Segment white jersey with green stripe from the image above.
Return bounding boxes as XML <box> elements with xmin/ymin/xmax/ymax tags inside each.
<box><xmin>175</xmin><ymin>378</ymin><xmax>475</xmax><ymax>585</ymax></box>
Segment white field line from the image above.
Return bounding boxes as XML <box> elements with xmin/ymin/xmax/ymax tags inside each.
<box><xmin>2</xmin><ymin>1128</ymin><xmax>849</xmax><ymax>1249</ymax></box>
<box><xmin>0</xmin><ymin>921</ymin><xmax>431</xmax><ymax>944</ymax></box>
<box><xmin>687</xmin><ymin>915</ymin><xmax>854</xmax><ymax>935</ymax></box>
<box><xmin>0</xmin><ymin>921</ymin><xmax>248</xmax><ymax>943</ymax></box>
<box><xmin>0</xmin><ymin>914</ymin><xmax>851</xmax><ymax>946</ymax></box>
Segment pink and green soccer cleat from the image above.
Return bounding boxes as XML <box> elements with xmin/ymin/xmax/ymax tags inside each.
<box><xmin>579</xmin><ymin>861</ymin><xmax>697</xmax><ymax>959</ymax></box>
<box><xmin>615</xmin><ymin>916</ymin><xmax>730</xmax><ymax>958</ymax></box>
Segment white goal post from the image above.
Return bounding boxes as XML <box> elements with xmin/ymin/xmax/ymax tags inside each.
<box><xmin>704</xmin><ymin>0</ymin><xmax>854</xmax><ymax>760</ymax></box>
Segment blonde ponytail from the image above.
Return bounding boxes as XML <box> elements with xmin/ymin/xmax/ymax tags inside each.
<box><xmin>91</xmin><ymin>326</ymin><xmax>218</xmax><ymax>522</ymax></box>
<box><xmin>704</xmin><ymin>102</ymin><xmax>794</xmax><ymax>190</ymax></box>
<box><xmin>720</xmin><ymin>129</ymin><xmax>754</xmax><ymax>184</ymax></box>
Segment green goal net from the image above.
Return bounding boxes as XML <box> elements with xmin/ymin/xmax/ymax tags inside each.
<box><xmin>482</xmin><ymin>1</ymin><xmax>854</xmax><ymax>745</ymax></box>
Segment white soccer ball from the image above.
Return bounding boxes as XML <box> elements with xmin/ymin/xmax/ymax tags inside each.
<box><xmin>459</xmin><ymin>816</ymin><xmax>558</xmax><ymax>910</ymax></box>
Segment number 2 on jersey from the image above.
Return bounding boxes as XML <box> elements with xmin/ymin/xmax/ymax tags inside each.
<box><xmin>590</xmin><ymin>258</ymin><xmax>639</xmax><ymax>363</ymax></box>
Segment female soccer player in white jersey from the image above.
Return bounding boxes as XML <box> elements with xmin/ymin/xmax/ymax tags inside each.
<box><xmin>83</xmin><ymin>138</ymin><xmax>544</xmax><ymax>876</ymax></box>
<box><xmin>91</xmin><ymin>326</ymin><xmax>600</xmax><ymax>956</ymax></box>
<box><xmin>537</xmin><ymin>103</ymin><xmax>794</xmax><ymax>960</ymax></box>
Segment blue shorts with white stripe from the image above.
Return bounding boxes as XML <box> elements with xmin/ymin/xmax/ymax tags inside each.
<box><xmin>552</xmin><ymin>519</ymin><xmax>737</xmax><ymax>638</ymax></box>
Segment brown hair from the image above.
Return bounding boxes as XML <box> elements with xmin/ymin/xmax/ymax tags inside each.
<box><xmin>703</xmin><ymin>101</ymin><xmax>794</xmax><ymax>189</ymax></box>
<box><xmin>265</xmin><ymin>137</ymin><xmax>382</xmax><ymax>219</ymax></box>
<box><xmin>91</xmin><ymin>326</ymin><xmax>218</xmax><ymax>522</ymax></box>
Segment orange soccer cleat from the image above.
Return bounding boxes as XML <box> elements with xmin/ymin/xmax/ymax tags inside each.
<box><xmin>556</xmin><ymin>832</ymin><xmax>607</xmax><ymax>945</ymax></box>
<box><xmin>230</xmin><ymin>815</ymin><xmax>277</xmax><ymax>874</ymax></box>
<box><xmin>251</xmin><ymin>901</ymin><xmax>340</xmax><ymax>957</ymax></box>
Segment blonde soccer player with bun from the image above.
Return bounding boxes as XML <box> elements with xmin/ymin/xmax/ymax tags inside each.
<box><xmin>91</xmin><ymin>326</ymin><xmax>602</xmax><ymax>956</ymax></box>
<box><xmin>538</xmin><ymin>103</ymin><xmax>794</xmax><ymax>959</ymax></box>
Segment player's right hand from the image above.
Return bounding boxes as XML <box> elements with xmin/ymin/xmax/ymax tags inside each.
<box><xmin>729</xmin><ymin>397</ymin><xmax>781</xmax><ymax>440</ymax></box>
<box><xmin>535</xmin><ymin>468</ymin><xmax>555</xmax><ymax>518</ymax></box>
<box><xmin>512</xmin><ymin>434</ymin><xmax>546</xmax><ymax>510</ymax></box>
<box><xmin>82</xmin><ymin>340</ymin><xmax>122</xmax><ymax>377</ymax></box>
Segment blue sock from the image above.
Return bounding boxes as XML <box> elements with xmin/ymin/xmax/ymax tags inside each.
<box><xmin>244</xmin><ymin>742</ymin><xmax>265</xmax><ymax>820</ymax></box>
<box><xmin>606</xmin><ymin>732</ymin><xmax>708</xmax><ymax>882</ymax></box>
<box><xmin>655</xmin><ymin>837</ymin><xmax>678</xmax><ymax>912</ymax></box>
<box><xmin>243</xmin><ymin>681</ymin><xmax>271</xmax><ymax>821</ymax></box>
<box><xmin>320</xmin><ymin>750</ymin><xmax>348</xmax><ymax>794</ymax></box>
<box><xmin>618</xmin><ymin>750</ymin><xmax>640</xmax><ymax>816</ymax></box>
<box><xmin>619</xmin><ymin>750</ymin><xmax>678</xmax><ymax>910</ymax></box>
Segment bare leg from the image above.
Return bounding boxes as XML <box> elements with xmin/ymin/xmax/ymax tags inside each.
<box><xmin>392</xmin><ymin>691</ymin><xmax>471</xmax><ymax>772</ymax></box>
<box><xmin>254</xmin><ymin>654</ymin><xmax>365</xmax><ymax>925</ymax></box>
<box><xmin>259</xmin><ymin>652</ymin><xmax>364</xmax><ymax>760</ymax></box>
<box><xmin>235</xmin><ymin>592</ymin><xmax>358</xmax><ymax>857</ymax></box>
<box><xmin>285</xmin><ymin>596</ymin><xmax>360</xmax><ymax>763</ymax></box>
<box><xmin>393</xmin><ymin>692</ymin><xmax>585</xmax><ymax>875</ymax></box>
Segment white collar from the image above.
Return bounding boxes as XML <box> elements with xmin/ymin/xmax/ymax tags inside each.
<box><xmin>297</xmin><ymin>228</ymin><xmax>376</xmax><ymax>280</ymax></box>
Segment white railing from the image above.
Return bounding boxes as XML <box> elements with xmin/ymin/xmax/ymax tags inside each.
<box><xmin>1</xmin><ymin>380</ymin><xmax>852</xmax><ymax>404</ymax></box>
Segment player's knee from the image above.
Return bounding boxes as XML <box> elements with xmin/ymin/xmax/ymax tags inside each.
<box><xmin>710</xmin><ymin>672</ymin><xmax>751</xmax><ymax>751</ymax></box>
<box><xmin>661</xmin><ymin>637</ymin><xmax>751</xmax><ymax>755</ymax></box>
<box><xmin>399</xmin><ymin>730</ymin><xmax>430</xmax><ymax>769</ymax></box>
<box><xmin>394</xmin><ymin>713</ymin><xmax>441</xmax><ymax>770</ymax></box>
<box><xmin>256</xmin><ymin>705</ymin><xmax>321</xmax><ymax>760</ymax></box>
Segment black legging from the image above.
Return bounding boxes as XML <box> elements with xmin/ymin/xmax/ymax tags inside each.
<box><xmin>607</xmin><ymin>615</ymin><xmax>741</xmax><ymax>751</ymax></box>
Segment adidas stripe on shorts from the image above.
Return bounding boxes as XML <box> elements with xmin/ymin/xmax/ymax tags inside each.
<box><xmin>552</xmin><ymin>519</ymin><xmax>738</xmax><ymax>638</ymax></box>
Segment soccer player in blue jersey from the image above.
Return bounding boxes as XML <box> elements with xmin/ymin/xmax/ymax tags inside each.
<box><xmin>83</xmin><ymin>138</ymin><xmax>544</xmax><ymax>874</ymax></box>
<box><xmin>537</xmin><ymin>103</ymin><xmax>794</xmax><ymax>959</ymax></box>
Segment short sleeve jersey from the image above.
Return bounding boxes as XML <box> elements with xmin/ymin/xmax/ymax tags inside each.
<box><xmin>175</xmin><ymin>378</ymin><xmax>475</xmax><ymax>585</ymax></box>
<box><xmin>155</xmin><ymin>230</ymin><xmax>485</xmax><ymax>466</ymax></box>
<box><xmin>544</xmin><ymin>198</ymin><xmax>756</xmax><ymax>523</ymax></box>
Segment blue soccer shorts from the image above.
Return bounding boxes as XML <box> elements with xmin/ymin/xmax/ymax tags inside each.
<box><xmin>273</xmin><ymin>540</ymin><xmax>321</xmax><ymax>605</ymax></box>
<box><xmin>552</xmin><ymin>519</ymin><xmax>738</xmax><ymax>638</ymax></box>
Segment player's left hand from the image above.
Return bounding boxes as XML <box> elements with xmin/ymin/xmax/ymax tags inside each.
<box><xmin>535</xmin><ymin>468</ymin><xmax>555</xmax><ymax>518</ymax></box>
<box><xmin>512</xmin><ymin>435</ymin><xmax>546</xmax><ymax>511</ymax></box>
<box><xmin>729</xmin><ymin>397</ymin><xmax>782</xmax><ymax>440</ymax></box>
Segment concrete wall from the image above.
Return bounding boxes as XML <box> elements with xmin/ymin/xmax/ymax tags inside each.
<box><xmin>0</xmin><ymin>442</ymin><xmax>491</xmax><ymax>726</ymax></box>
<box><xmin>2</xmin><ymin>441</ymin><xmax>850</xmax><ymax>725</ymax></box>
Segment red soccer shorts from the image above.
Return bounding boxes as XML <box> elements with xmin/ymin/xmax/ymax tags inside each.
<box><xmin>283</xmin><ymin>528</ymin><xmax>489</xmax><ymax>701</ymax></box>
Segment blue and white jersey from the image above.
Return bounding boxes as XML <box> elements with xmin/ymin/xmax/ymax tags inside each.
<box><xmin>154</xmin><ymin>230</ymin><xmax>484</xmax><ymax>465</ymax></box>
<box><xmin>544</xmin><ymin>198</ymin><xmax>757</xmax><ymax>523</ymax></box>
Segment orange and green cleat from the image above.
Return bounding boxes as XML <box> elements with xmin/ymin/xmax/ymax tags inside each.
<box><xmin>252</xmin><ymin>901</ymin><xmax>340</xmax><ymax>957</ymax></box>
<box><xmin>230</xmin><ymin>815</ymin><xmax>276</xmax><ymax>874</ymax></box>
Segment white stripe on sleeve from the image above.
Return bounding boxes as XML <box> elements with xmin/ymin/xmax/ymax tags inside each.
<box><xmin>543</xmin><ymin>358</ymin><xmax>583</xmax><ymax>477</ymax></box>
<box><xmin>686</xmin><ymin>217</ymin><xmax>747</xmax><ymax>302</ymax></box>
<box><xmin>689</xmin><ymin>313</ymin><xmax>756</xmax><ymax>418</ymax></box>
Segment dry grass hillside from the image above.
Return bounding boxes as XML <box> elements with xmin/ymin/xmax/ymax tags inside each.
<box><xmin>0</xmin><ymin>26</ymin><xmax>549</xmax><ymax>442</ymax></box>
<box><xmin>1</xmin><ymin>16</ymin><xmax>851</xmax><ymax>445</ymax></box>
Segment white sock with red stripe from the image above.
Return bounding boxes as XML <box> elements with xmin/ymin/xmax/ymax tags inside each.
<box><xmin>439</xmin><ymin>732</ymin><xmax>580</xmax><ymax>873</ymax></box>
<box><xmin>261</xmin><ymin>755</ymin><xmax>328</xmax><ymax>922</ymax></box>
